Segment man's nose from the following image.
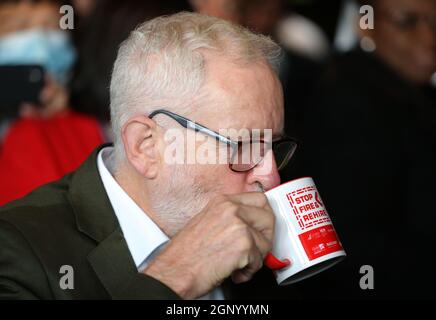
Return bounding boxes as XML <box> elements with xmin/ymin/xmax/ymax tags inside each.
<box><xmin>247</xmin><ymin>151</ymin><xmax>281</xmax><ymax>191</ymax></box>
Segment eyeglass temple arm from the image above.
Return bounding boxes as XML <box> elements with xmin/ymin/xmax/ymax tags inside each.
<box><xmin>149</xmin><ymin>109</ymin><xmax>237</xmax><ymax>147</ymax></box>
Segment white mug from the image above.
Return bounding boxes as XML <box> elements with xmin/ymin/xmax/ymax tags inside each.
<box><xmin>263</xmin><ymin>177</ymin><xmax>346</xmax><ymax>285</ymax></box>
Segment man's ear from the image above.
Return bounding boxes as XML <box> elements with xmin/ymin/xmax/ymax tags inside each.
<box><xmin>121</xmin><ymin>115</ymin><xmax>160</xmax><ymax>179</ymax></box>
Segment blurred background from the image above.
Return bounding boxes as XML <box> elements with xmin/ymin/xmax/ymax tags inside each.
<box><xmin>0</xmin><ymin>0</ymin><xmax>436</xmax><ymax>299</ymax></box>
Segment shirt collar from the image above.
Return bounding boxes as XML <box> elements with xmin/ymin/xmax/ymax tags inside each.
<box><xmin>96</xmin><ymin>146</ymin><xmax>169</xmax><ymax>269</ymax></box>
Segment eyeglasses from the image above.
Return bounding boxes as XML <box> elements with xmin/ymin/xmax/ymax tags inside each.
<box><xmin>149</xmin><ymin>109</ymin><xmax>298</xmax><ymax>173</ymax></box>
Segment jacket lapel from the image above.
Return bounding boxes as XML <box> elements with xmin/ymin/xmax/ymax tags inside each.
<box><xmin>69</xmin><ymin>143</ymin><xmax>118</xmax><ymax>243</ymax></box>
<box><xmin>87</xmin><ymin>227</ymin><xmax>147</xmax><ymax>299</ymax></box>
<box><xmin>68</xmin><ymin>144</ymin><xmax>142</xmax><ymax>298</ymax></box>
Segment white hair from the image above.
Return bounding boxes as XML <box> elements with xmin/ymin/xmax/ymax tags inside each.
<box><xmin>110</xmin><ymin>11</ymin><xmax>282</xmax><ymax>167</ymax></box>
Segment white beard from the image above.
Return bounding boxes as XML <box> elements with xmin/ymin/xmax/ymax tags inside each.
<box><xmin>148</xmin><ymin>165</ymin><xmax>265</xmax><ymax>237</ymax></box>
<box><xmin>149</xmin><ymin>164</ymin><xmax>219</xmax><ymax>237</ymax></box>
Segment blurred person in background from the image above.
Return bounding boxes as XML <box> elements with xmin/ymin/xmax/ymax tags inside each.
<box><xmin>240</xmin><ymin>0</ymin><xmax>323</xmax><ymax>93</ymax></box>
<box><xmin>69</xmin><ymin>0</ymin><xmax>191</xmax><ymax>130</ymax></box>
<box><xmin>0</xmin><ymin>0</ymin><xmax>74</xmax><ymax>119</ymax></box>
<box><xmin>292</xmin><ymin>0</ymin><xmax>436</xmax><ymax>299</ymax></box>
<box><xmin>0</xmin><ymin>0</ymin><xmax>103</xmax><ymax>205</ymax></box>
<box><xmin>70</xmin><ymin>0</ymin><xmax>95</xmax><ymax>19</ymax></box>
<box><xmin>189</xmin><ymin>0</ymin><xmax>245</xmax><ymax>24</ymax></box>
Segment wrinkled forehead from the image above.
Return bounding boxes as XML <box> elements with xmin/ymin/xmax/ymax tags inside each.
<box><xmin>188</xmin><ymin>55</ymin><xmax>284</xmax><ymax>139</ymax></box>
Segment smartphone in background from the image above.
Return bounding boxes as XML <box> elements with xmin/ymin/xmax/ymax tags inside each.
<box><xmin>0</xmin><ymin>65</ymin><xmax>45</xmax><ymax>118</ymax></box>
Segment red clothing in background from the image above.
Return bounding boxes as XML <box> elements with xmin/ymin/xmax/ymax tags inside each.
<box><xmin>0</xmin><ymin>111</ymin><xmax>104</xmax><ymax>205</ymax></box>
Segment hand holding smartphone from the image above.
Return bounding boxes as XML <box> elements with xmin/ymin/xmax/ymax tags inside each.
<box><xmin>0</xmin><ymin>65</ymin><xmax>44</xmax><ymax>118</ymax></box>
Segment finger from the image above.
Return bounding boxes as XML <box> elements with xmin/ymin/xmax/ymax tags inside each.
<box><xmin>39</xmin><ymin>75</ymin><xmax>56</xmax><ymax>105</ymax></box>
<box><xmin>248</xmin><ymin>225</ymin><xmax>273</xmax><ymax>257</ymax></box>
<box><xmin>227</xmin><ymin>192</ymin><xmax>269</xmax><ymax>208</ymax></box>
<box><xmin>40</xmin><ymin>84</ymin><xmax>68</xmax><ymax>117</ymax></box>
<box><xmin>237</xmin><ymin>205</ymin><xmax>275</xmax><ymax>244</ymax></box>
<box><xmin>235</xmin><ymin>207</ymin><xmax>273</xmax><ymax>257</ymax></box>
<box><xmin>231</xmin><ymin>249</ymin><xmax>263</xmax><ymax>284</ymax></box>
<box><xmin>44</xmin><ymin>73</ymin><xmax>56</xmax><ymax>88</ymax></box>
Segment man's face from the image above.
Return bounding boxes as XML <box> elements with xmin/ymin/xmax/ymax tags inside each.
<box><xmin>370</xmin><ymin>0</ymin><xmax>436</xmax><ymax>84</ymax></box>
<box><xmin>150</xmin><ymin>55</ymin><xmax>284</xmax><ymax>236</ymax></box>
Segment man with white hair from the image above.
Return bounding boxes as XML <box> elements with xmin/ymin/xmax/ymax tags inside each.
<box><xmin>0</xmin><ymin>12</ymin><xmax>298</xmax><ymax>299</ymax></box>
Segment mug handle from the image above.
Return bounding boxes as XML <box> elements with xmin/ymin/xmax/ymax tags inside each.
<box><xmin>264</xmin><ymin>252</ymin><xmax>290</xmax><ymax>270</ymax></box>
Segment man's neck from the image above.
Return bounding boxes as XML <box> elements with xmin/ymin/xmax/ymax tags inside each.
<box><xmin>113</xmin><ymin>165</ymin><xmax>172</xmax><ymax>238</ymax></box>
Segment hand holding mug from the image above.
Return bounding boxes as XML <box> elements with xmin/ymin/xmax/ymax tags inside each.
<box><xmin>264</xmin><ymin>177</ymin><xmax>346</xmax><ymax>285</ymax></box>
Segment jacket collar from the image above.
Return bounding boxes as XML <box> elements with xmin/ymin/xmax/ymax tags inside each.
<box><xmin>69</xmin><ymin>143</ymin><xmax>119</xmax><ymax>242</ymax></box>
<box><xmin>67</xmin><ymin>144</ymin><xmax>144</xmax><ymax>298</ymax></box>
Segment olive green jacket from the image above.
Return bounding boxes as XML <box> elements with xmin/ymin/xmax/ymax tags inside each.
<box><xmin>0</xmin><ymin>144</ymin><xmax>183</xmax><ymax>299</ymax></box>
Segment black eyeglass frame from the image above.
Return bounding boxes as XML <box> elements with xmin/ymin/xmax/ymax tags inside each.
<box><xmin>149</xmin><ymin>109</ymin><xmax>298</xmax><ymax>172</ymax></box>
